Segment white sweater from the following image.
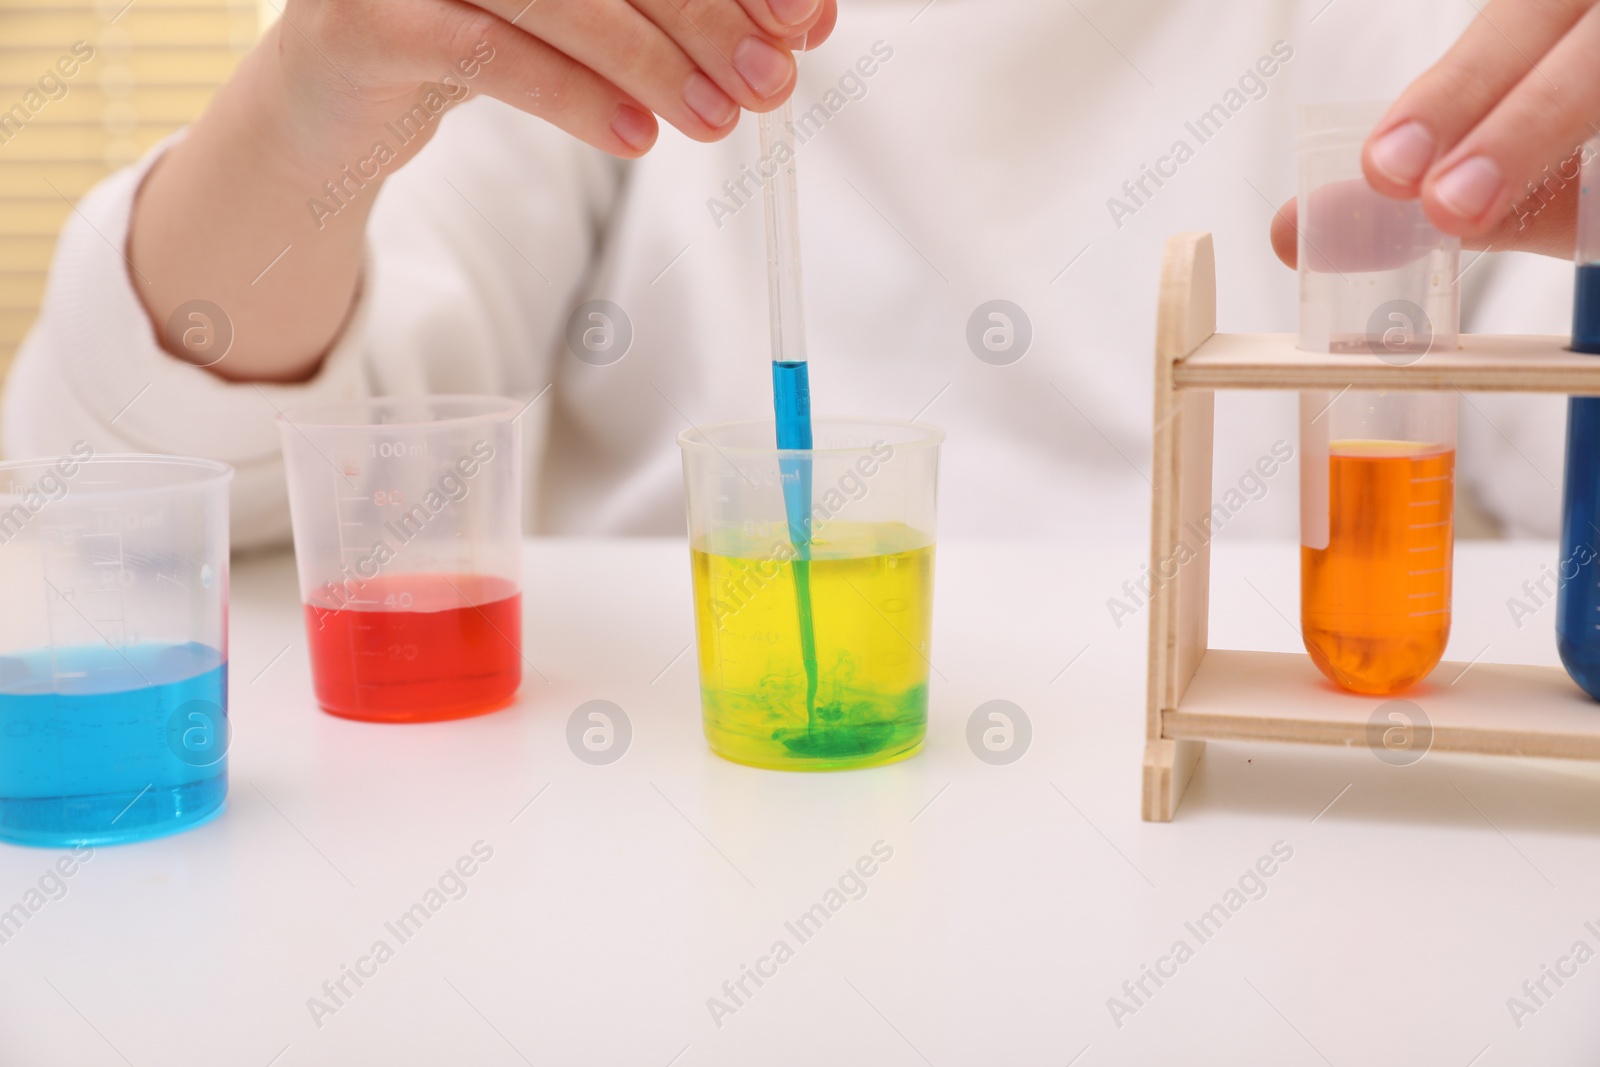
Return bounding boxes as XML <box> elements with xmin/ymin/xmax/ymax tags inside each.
<box><xmin>3</xmin><ymin>0</ymin><xmax>1573</xmax><ymax>550</ymax></box>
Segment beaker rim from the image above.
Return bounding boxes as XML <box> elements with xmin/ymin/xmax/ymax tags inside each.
<box><xmin>677</xmin><ymin>416</ymin><xmax>946</xmax><ymax>455</ymax></box>
<box><xmin>277</xmin><ymin>394</ymin><xmax>522</xmax><ymax>430</ymax></box>
<box><xmin>0</xmin><ymin>452</ymin><xmax>233</xmax><ymax>501</ymax></box>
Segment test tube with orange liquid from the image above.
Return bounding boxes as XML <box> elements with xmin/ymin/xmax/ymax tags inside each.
<box><xmin>1299</xmin><ymin>392</ymin><xmax>1456</xmax><ymax>693</ymax></box>
<box><xmin>1295</xmin><ymin>104</ymin><xmax>1461</xmax><ymax>695</ymax></box>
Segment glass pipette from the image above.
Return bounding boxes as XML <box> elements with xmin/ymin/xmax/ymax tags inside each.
<box><xmin>758</xmin><ymin>92</ymin><xmax>820</xmax><ymax>737</ymax></box>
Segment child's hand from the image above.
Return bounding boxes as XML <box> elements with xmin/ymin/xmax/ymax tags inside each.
<box><xmin>127</xmin><ymin>0</ymin><xmax>836</xmax><ymax>379</ymax></box>
<box><xmin>1360</xmin><ymin>0</ymin><xmax>1596</xmax><ymax>244</ymax></box>
<box><xmin>279</xmin><ymin>0</ymin><xmax>837</xmax><ymax>158</ymax></box>
<box><xmin>1273</xmin><ymin>0</ymin><xmax>1597</xmax><ymax>267</ymax></box>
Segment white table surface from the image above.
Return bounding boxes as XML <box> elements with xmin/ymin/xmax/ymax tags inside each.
<box><xmin>4</xmin><ymin>537</ymin><xmax>1600</xmax><ymax>1067</ymax></box>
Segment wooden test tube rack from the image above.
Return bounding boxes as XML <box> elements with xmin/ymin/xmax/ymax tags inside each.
<box><xmin>1143</xmin><ymin>231</ymin><xmax>1600</xmax><ymax>822</ymax></box>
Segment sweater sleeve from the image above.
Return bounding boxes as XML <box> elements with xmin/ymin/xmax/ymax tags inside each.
<box><xmin>3</xmin><ymin>97</ymin><xmax>621</xmax><ymax>552</ymax></box>
<box><xmin>1</xmin><ymin>132</ymin><xmax>372</xmax><ymax>553</ymax></box>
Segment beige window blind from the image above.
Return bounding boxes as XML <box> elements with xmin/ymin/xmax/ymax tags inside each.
<box><xmin>0</xmin><ymin>0</ymin><xmax>258</xmax><ymax>382</ymax></box>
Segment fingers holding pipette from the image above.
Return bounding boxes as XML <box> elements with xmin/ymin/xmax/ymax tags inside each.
<box><xmin>628</xmin><ymin>0</ymin><xmax>801</xmax><ymax>112</ymax></box>
<box><xmin>464</xmin><ymin>20</ymin><xmax>663</xmax><ymax>155</ymax></box>
<box><xmin>728</xmin><ymin>0</ymin><xmax>837</xmax><ymax>43</ymax></box>
<box><xmin>482</xmin><ymin>0</ymin><xmax>753</xmax><ymax>141</ymax></box>
<box><xmin>494</xmin><ymin>0</ymin><xmax>817</xmax><ymax>136</ymax></box>
<box><xmin>278</xmin><ymin>0</ymin><xmax>820</xmax><ymax>155</ymax></box>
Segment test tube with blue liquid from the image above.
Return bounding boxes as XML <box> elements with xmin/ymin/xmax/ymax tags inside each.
<box><xmin>0</xmin><ymin>454</ymin><xmax>232</xmax><ymax>846</ymax></box>
<box><xmin>1554</xmin><ymin>138</ymin><xmax>1600</xmax><ymax>697</ymax></box>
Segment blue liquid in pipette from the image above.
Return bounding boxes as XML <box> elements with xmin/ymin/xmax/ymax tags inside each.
<box><xmin>772</xmin><ymin>360</ymin><xmax>819</xmax><ymax>735</ymax></box>
<box><xmin>0</xmin><ymin>643</ymin><xmax>227</xmax><ymax>846</ymax></box>
<box><xmin>1556</xmin><ymin>265</ymin><xmax>1600</xmax><ymax>699</ymax></box>
<box><xmin>773</xmin><ymin>359</ymin><xmax>813</xmax><ymax>496</ymax></box>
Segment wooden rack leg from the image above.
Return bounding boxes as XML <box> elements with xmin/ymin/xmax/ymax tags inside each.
<box><xmin>1143</xmin><ymin>738</ymin><xmax>1203</xmax><ymax>822</ymax></box>
<box><xmin>1142</xmin><ymin>232</ymin><xmax>1218</xmax><ymax>822</ymax></box>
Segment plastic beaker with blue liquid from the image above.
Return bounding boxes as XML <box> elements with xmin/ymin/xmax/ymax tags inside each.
<box><xmin>0</xmin><ymin>454</ymin><xmax>232</xmax><ymax>846</ymax></box>
<box><xmin>1555</xmin><ymin>137</ymin><xmax>1600</xmax><ymax>698</ymax></box>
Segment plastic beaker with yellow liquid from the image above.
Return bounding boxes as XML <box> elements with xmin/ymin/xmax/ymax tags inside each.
<box><xmin>1299</xmin><ymin>390</ymin><xmax>1457</xmax><ymax>694</ymax></box>
<box><xmin>679</xmin><ymin>418</ymin><xmax>943</xmax><ymax>770</ymax></box>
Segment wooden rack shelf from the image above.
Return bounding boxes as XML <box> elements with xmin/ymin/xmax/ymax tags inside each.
<box><xmin>1170</xmin><ymin>650</ymin><xmax>1600</xmax><ymax>762</ymax></box>
<box><xmin>1174</xmin><ymin>333</ymin><xmax>1600</xmax><ymax>393</ymax></box>
<box><xmin>1142</xmin><ymin>232</ymin><xmax>1599</xmax><ymax>822</ymax></box>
